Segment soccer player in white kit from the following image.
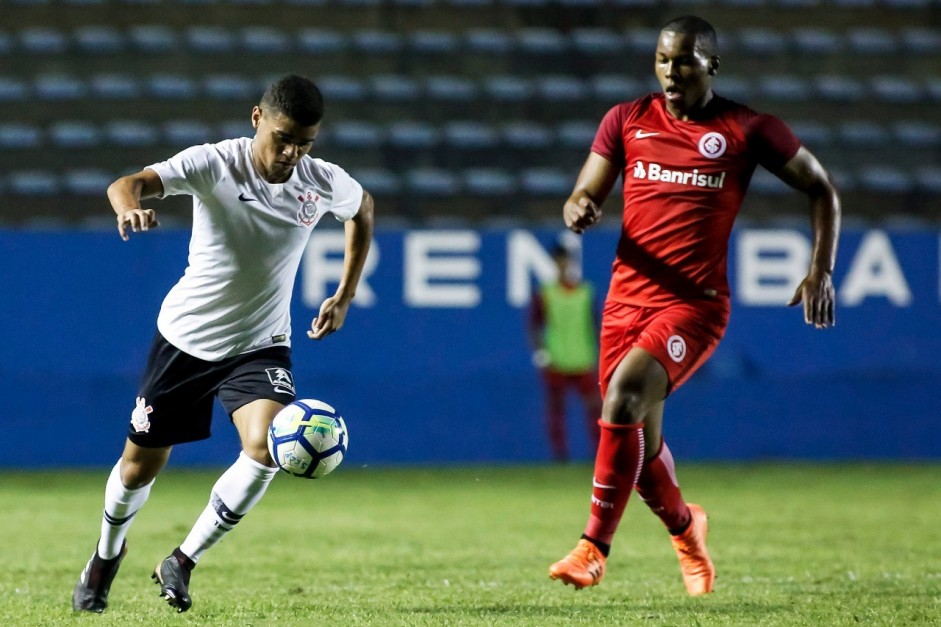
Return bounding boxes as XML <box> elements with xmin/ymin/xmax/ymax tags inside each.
<box><xmin>72</xmin><ymin>75</ymin><xmax>375</xmax><ymax>614</ymax></box>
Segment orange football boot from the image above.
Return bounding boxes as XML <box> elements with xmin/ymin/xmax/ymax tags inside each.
<box><xmin>548</xmin><ymin>539</ymin><xmax>606</xmax><ymax>589</ymax></box>
<box><xmin>670</xmin><ymin>503</ymin><xmax>715</xmax><ymax>595</ymax></box>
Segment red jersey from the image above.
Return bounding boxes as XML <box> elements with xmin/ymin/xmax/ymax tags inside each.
<box><xmin>591</xmin><ymin>93</ymin><xmax>800</xmax><ymax>306</ymax></box>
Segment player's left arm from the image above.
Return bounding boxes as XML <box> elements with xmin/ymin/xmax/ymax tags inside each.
<box><xmin>773</xmin><ymin>146</ymin><xmax>841</xmax><ymax>329</ymax></box>
<box><xmin>527</xmin><ymin>291</ymin><xmax>551</xmax><ymax>368</ymax></box>
<box><xmin>308</xmin><ymin>189</ymin><xmax>375</xmax><ymax>340</ymax></box>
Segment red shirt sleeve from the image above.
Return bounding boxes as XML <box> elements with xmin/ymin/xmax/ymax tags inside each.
<box><xmin>590</xmin><ymin>104</ymin><xmax>628</xmax><ymax>169</ymax></box>
<box><xmin>745</xmin><ymin>113</ymin><xmax>801</xmax><ymax>173</ymax></box>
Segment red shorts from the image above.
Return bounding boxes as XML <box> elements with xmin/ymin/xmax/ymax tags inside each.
<box><xmin>598</xmin><ymin>298</ymin><xmax>730</xmax><ymax>397</ymax></box>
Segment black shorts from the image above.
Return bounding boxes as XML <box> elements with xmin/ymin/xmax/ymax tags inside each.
<box><xmin>127</xmin><ymin>332</ymin><xmax>296</xmax><ymax>448</ymax></box>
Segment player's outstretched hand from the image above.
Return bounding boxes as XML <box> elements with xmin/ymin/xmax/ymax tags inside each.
<box><xmin>787</xmin><ymin>271</ymin><xmax>836</xmax><ymax>329</ymax></box>
<box><xmin>564</xmin><ymin>196</ymin><xmax>602</xmax><ymax>234</ymax></box>
<box><xmin>307</xmin><ymin>295</ymin><xmax>351</xmax><ymax>340</ymax></box>
<box><xmin>117</xmin><ymin>208</ymin><xmax>159</xmax><ymax>241</ymax></box>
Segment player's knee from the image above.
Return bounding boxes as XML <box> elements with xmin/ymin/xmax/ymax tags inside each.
<box><xmin>601</xmin><ymin>387</ymin><xmax>648</xmax><ymax>425</ymax></box>
<box><xmin>119</xmin><ymin>458</ymin><xmax>160</xmax><ymax>489</ymax></box>
<box><xmin>242</xmin><ymin>442</ymin><xmax>275</xmax><ymax>468</ymax></box>
<box><xmin>119</xmin><ymin>443</ymin><xmax>169</xmax><ymax>488</ymax></box>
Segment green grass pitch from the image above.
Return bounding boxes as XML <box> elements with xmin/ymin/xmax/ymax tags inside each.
<box><xmin>1</xmin><ymin>463</ymin><xmax>939</xmax><ymax>626</ymax></box>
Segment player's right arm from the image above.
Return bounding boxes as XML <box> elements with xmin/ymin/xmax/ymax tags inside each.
<box><xmin>107</xmin><ymin>168</ymin><xmax>163</xmax><ymax>241</ymax></box>
<box><xmin>563</xmin><ymin>153</ymin><xmax>620</xmax><ymax>234</ymax></box>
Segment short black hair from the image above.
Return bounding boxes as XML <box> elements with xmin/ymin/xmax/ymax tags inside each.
<box><xmin>259</xmin><ymin>74</ymin><xmax>325</xmax><ymax>126</ymax></box>
<box><xmin>550</xmin><ymin>243</ymin><xmax>571</xmax><ymax>259</ymax></box>
<box><xmin>661</xmin><ymin>15</ymin><xmax>718</xmax><ymax>56</ymax></box>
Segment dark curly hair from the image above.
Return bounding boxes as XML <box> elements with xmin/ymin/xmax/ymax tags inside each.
<box><xmin>259</xmin><ymin>75</ymin><xmax>325</xmax><ymax>126</ymax></box>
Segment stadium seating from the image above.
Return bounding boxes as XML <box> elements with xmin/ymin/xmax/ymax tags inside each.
<box><xmin>519</xmin><ymin>167</ymin><xmax>574</xmax><ymax>197</ymax></box>
<box><xmin>34</xmin><ymin>74</ymin><xmax>86</xmax><ymax>100</ymax></box>
<box><xmin>915</xmin><ymin>166</ymin><xmax>941</xmax><ymax>193</ymax></box>
<box><xmin>349</xmin><ymin>167</ymin><xmax>402</xmax><ymax>196</ymax></box>
<box><xmin>74</xmin><ymin>26</ymin><xmax>126</xmax><ymax>53</ymax></box>
<box><xmin>406</xmin><ymin>167</ymin><xmax>461</xmax><ymax>196</ymax></box>
<box><xmin>90</xmin><ymin>74</ymin><xmax>142</xmax><ymax>99</ymax></box>
<box><xmin>501</xmin><ymin>121</ymin><xmax>554</xmax><ymax>150</ymax></box>
<box><xmin>0</xmin><ymin>3</ymin><xmax>938</xmax><ymax>224</ymax></box>
<box><xmin>901</xmin><ymin>27</ymin><xmax>941</xmax><ymax>54</ymax></box>
<box><xmin>0</xmin><ymin>123</ymin><xmax>41</xmax><ymax>148</ymax></box>
<box><xmin>19</xmin><ymin>27</ymin><xmax>68</xmax><ymax>53</ymax></box>
<box><xmin>856</xmin><ymin>165</ymin><xmax>913</xmax><ymax>194</ymax></box>
<box><xmin>105</xmin><ymin>120</ymin><xmax>160</xmax><ymax>146</ymax></box>
<box><xmin>462</xmin><ymin>167</ymin><xmax>519</xmax><ymax>196</ymax></box>
<box><xmin>8</xmin><ymin>170</ymin><xmax>60</xmax><ymax>196</ymax></box>
<box><xmin>62</xmin><ymin>169</ymin><xmax>113</xmax><ymax>196</ymax></box>
<box><xmin>893</xmin><ymin>120</ymin><xmax>941</xmax><ymax>147</ymax></box>
<box><xmin>791</xmin><ymin>27</ymin><xmax>842</xmax><ymax>54</ymax></box>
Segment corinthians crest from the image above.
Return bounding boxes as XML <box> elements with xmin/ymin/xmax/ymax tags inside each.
<box><xmin>296</xmin><ymin>191</ymin><xmax>320</xmax><ymax>226</ymax></box>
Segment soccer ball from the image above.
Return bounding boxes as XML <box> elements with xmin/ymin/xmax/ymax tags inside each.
<box><xmin>267</xmin><ymin>399</ymin><xmax>348</xmax><ymax>479</ymax></box>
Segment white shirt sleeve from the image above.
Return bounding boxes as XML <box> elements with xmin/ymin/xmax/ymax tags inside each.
<box><xmin>324</xmin><ymin>163</ymin><xmax>364</xmax><ymax>222</ymax></box>
<box><xmin>146</xmin><ymin>144</ymin><xmax>224</xmax><ymax>199</ymax></box>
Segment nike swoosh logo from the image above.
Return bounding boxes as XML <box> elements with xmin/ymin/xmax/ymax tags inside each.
<box><xmin>592</xmin><ymin>477</ymin><xmax>617</xmax><ymax>489</ymax></box>
<box><xmin>238</xmin><ymin>192</ymin><xmax>257</xmax><ymax>202</ymax></box>
<box><xmin>635</xmin><ymin>130</ymin><xmax>660</xmax><ymax>139</ymax></box>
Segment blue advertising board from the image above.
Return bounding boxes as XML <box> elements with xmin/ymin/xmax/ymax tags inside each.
<box><xmin>0</xmin><ymin>224</ymin><xmax>938</xmax><ymax>467</ymax></box>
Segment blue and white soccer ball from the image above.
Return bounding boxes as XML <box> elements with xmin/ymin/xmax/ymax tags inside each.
<box><xmin>267</xmin><ymin>399</ymin><xmax>348</xmax><ymax>479</ymax></box>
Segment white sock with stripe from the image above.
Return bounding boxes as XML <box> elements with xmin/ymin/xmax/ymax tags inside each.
<box><xmin>98</xmin><ymin>459</ymin><xmax>154</xmax><ymax>559</ymax></box>
<box><xmin>179</xmin><ymin>452</ymin><xmax>278</xmax><ymax>563</ymax></box>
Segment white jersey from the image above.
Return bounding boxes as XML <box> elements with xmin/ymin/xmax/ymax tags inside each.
<box><xmin>147</xmin><ymin>137</ymin><xmax>363</xmax><ymax>361</ymax></box>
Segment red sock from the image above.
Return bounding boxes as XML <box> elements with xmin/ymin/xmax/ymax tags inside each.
<box><xmin>583</xmin><ymin>420</ymin><xmax>645</xmax><ymax>547</ymax></box>
<box><xmin>635</xmin><ymin>439</ymin><xmax>691</xmax><ymax>534</ymax></box>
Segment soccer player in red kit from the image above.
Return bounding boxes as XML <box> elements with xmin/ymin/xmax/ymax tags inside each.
<box><xmin>548</xmin><ymin>15</ymin><xmax>840</xmax><ymax>595</ymax></box>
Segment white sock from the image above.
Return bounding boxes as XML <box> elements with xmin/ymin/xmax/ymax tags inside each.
<box><xmin>179</xmin><ymin>452</ymin><xmax>278</xmax><ymax>563</ymax></box>
<box><xmin>98</xmin><ymin>459</ymin><xmax>154</xmax><ymax>559</ymax></box>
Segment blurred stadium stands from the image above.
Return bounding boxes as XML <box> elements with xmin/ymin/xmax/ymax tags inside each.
<box><xmin>0</xmin><ymin>0</ymin><xmax>938</xmax><ymax>225</ymax></box>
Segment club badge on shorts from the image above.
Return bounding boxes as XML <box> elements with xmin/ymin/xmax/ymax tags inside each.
<box><xmin>266</xmin><ymin>368</ymin><xmax>296</xmax><ymax>395</ymax></box>
<box><xmin>667</xmin><ymin>335</ymin><xmax>687</xmax><ymax>363</ymax></box>
<box><xmin>131</xmin><ymin>396</ymin><xmax>153</xmax><ymax>433</ymax></box>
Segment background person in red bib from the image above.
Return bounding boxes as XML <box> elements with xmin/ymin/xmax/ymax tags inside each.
<box><xmin>548</xmin><ymin>15</ymin><xmax>841</xmax><ymax>595</ymax></box>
